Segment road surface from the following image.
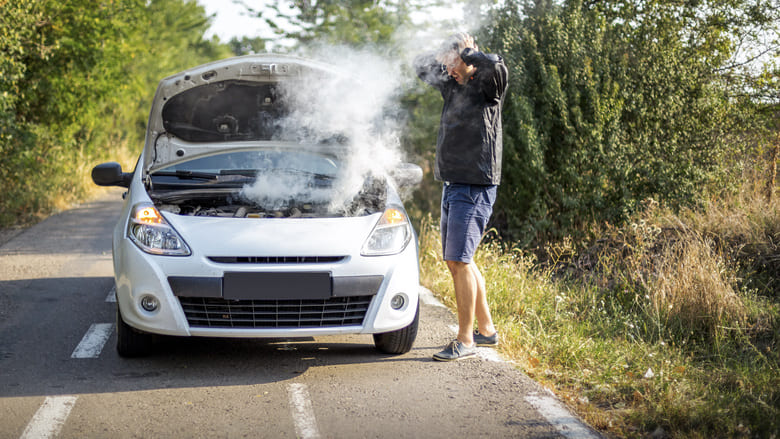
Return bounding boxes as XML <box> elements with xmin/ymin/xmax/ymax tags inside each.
<box><xmin>0</xmin><ymin>189</ymin><xmax>599</xmax><ymax>438</ymax></box>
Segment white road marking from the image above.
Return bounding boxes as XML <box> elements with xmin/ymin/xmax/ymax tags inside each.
<box><xmin>19</xmin><ymin>396</ymin><xmax>78</xmax><ymax>439</ymax></box>
<box><xmin>419</xmin><ymin>286</ymin><xmax>447</xmax><ymax>308</ymax></box>
<box><xmin>105</xmin><ymin>286</ymin><xmax>116</xmax><ymax>302</ymax></box>
<box><xmin>71</xmin><ymin>323</ymin><xmax>113</xmax><ymax>358</ymax></box>
<box><xmin>475</xmin><ymin>346</ymin><xmax>503</xmax><ymax>362</ymax></box>
<box><xmin>432</xmin><ymin>288</ymin><xmax>594</xmax><ymax>433</ymax></box>
<box><xmin>288</xmin><ymin>383</ymin><xmax>321</xmax><ymax>439</ymax></box>
<box><xmin>525</xmin><ymin>392</ymin><xmax>601</xmax><ymax>439</ymax></box>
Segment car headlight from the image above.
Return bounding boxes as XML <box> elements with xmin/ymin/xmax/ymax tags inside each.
<box><xmin>127</xmin><ymin>203</ymin><xmax>191</xmax><ymax>256</ymax></box>
<box><xmin>361</xmin><ymin>206</ymin><xmax>412</xmax><ymax>256</ymax></box>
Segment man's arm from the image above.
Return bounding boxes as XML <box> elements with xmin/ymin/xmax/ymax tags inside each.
<box><xmin>413</xmin><ymin>52</ymin><xmax>449</xmax><ymax>89</ymax></box>
<box><xmin>461</xmin><ymin>48</ymin><xmax>508</xmax><ymax>105</ymax></box>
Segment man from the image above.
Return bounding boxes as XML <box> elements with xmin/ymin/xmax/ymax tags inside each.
<box><xmin>414</xmin><ymin>33</ymin><xmax>508</xmax><ymax>361</ymax></box>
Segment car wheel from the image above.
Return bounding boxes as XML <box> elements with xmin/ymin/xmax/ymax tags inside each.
<box><xmin>373</xmin><ymin>301</ymin><xmax>419</xmax><ymax>354</ymax></box>
<box><xmin>116</xmin><ymin>306</ymin><xmax>153</xmax><ymax>357</ymax></box>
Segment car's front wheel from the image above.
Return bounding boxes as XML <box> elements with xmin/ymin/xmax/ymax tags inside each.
<box><xmin>116</xmin><ymin>306</ymin><xmax>153</xmax><ymax>357</ymax></box>
<box><xmin>373</xmin><ymin>301</ymin><xmax>419</xmax><ymax>354</ymax></box>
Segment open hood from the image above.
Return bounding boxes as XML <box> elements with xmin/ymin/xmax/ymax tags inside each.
<box><xmin>143</xmin><ymin>54</ymin><xmax>347</xmax><ymax>174</ymax></box>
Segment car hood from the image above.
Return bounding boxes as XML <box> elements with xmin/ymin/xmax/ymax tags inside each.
<box><xmin>143</xmin><ymin>54</ymin><xmax>347</xmax><ymax>174</ymax></box>
<box><xmin>164</xmin><ymin>211</ymin><xmax>379</xmax><ymax>259</ymax></box>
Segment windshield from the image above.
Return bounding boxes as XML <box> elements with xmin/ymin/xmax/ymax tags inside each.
<box><xmin>154</xmin><ymin>150</ymin><xmax>340</xmax><ymax>177</ymax></box>
<box><xmin>150</xmin><ymin>149</ymin><xmax>345</xmax><ymax>208</ymax></box>
<box><xmin>147</xmin><ymin>150</ymin><xmax>386</xmax><ymax>218</ymax></box>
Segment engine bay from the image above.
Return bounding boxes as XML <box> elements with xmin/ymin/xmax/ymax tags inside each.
<box><xmin>149</xmin><ymin>175</ymin><xmax>387</xmax><ymax>219</ymax></box>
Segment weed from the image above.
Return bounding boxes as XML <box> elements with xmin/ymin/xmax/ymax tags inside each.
<box><xmin>419</xmin><ymin>191</ymin><xmax>780</xmax><ymax>437</ymax></box>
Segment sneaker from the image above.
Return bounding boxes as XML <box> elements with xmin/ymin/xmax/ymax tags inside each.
<box><xmin>473</xmin><ymin>330</ymin><xmax>499</xmax><ymax>347</ymax></box>
<box><xmin>433</xmin><ymin>339</ymin><xmax>476</xmax><ymax>361</ymax></box>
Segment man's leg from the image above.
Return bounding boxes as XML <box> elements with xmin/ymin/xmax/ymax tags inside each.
<box><xmin>471</xmin><ymin>262</ymin><xmax>496</xmax><ymax>337</ymax></box>
<box><xmin>448</xmin><ymin>260</ymin><xmax>496</xmax><ymax>345</ymax></box>
<box><xmin>447</xmin><ymin>260</ymin><xmax>477</xmax><ymax>345</ymax></box>
<box><xmin>434</xmin><ymin>183</ymin><xmax>497</xmax><ymax>360</ymax></box>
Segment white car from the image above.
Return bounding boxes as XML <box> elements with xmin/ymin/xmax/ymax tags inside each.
<box><xmin>92</xmin><ymin>54</ymin><xmax>422</xmax><ymax>357</ymax></box>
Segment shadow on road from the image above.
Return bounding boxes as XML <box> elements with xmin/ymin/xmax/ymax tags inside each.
<box><xmin>0</xmin><ymin>276</ymin><xmax>437</xmax><ymax>399</ymax></box>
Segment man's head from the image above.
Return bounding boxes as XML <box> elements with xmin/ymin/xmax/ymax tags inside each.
<box><xmin>436</xmin><ymin>32</ymin><xmax>477</xmax><ymax>85</ymax></box>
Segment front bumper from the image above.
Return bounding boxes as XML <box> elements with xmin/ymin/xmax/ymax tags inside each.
<box><xmin>113</xmin><ymin>235</ymin><xmax>420</xmax><ymax>338</ymax></box>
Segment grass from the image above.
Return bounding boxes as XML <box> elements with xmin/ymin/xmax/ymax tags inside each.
<box><xmin>417</xmin><ymin>187</ymin><xmax>780</xmax><ymax>438</ymax></box>
<box><xmin>0</xmin><ymin>132</ymin><xmax>137</xmax><ymax>228</ymax></box>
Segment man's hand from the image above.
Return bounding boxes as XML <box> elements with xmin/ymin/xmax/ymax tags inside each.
<box><xmin>435</xmin><ymin>32</ymin><xmax>479</xmax><ymax>64</ymax></box>
<box><xmin>457</xmin><ymin>32</ymin><xmax>478</xmax><ymax>53</ymax></box>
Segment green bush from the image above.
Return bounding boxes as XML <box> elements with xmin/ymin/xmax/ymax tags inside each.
<box><xmin>0</xmin><ymin>0</ymin><xmax>231</xmax><ymax>226</ymax></box>
<box><xmin>475</xmin><ymin>0</ymin><xmax>777</xmax><ymax>246</ymax></box>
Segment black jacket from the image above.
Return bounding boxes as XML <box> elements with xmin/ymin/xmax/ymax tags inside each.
<box><xmin>415</xmin><ymin>48</ymin><xmax>508</xmax><ymax>185</ymax></box>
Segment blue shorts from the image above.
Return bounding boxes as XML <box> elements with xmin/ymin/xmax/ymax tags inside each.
<box><xmin>440</xmin><ymin>183</ymin><xmax>497</xmax><ymax>263</ymax></box>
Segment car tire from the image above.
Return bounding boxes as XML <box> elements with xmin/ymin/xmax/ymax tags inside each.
<box><xmin>373</xmin><ymin>301</ymin><xmax>419</xmax><ymax>354</ymax></box>
<box><xmin>116</xmin><ymin>306</ymin><xmax>153</xmax><ymax>357</ymax></box>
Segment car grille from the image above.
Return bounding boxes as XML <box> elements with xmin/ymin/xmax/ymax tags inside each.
<box><xmin>208</xmin><ymin>256</ymin><xmax>346</xmax><ymax>264</ymax></box>
<box><xmin>178</xmin><ymin>296</ymin><xmax>373</xmax><ymax>328</ymax></box>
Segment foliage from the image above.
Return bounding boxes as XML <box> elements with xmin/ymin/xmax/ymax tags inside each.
<box><xmin>0</xmin><ymin>0</ymin><xmax>231</xmax><ymax>226</ymax></box>
<box><xmin>228</xmin><ymin>36</ymin><xmax>267</xmax><ymax>55</ymax></box>
<box><xmin>0</xmin><ymin>1</ymin><xmax>38</xmax><ymax>139</ymax></box>
<box><xmin>245</xmin><ymin>0</ymin><xmax>412</xmax><ymax>48</ymax></box>
<box><xmin>478</xmin><ymin>0</ymin><xmax>780</xmax><ymax>246</ymax></box>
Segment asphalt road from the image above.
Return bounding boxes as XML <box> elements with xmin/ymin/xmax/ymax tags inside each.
<box><xmin>0</xmin><ymin>189</ymin><xmax>599</xmax><ymax>438</ymax></box>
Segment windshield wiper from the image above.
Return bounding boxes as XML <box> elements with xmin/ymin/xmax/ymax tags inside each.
<box><xmin>219</xmin><ymin>169</ymin><xmax>258</xmax><ymax>176</ymax></box>
<box><xmin>153</xmin><ymin>168</ymin><xmax>333</xmax><ymax>183</ymax></box>
<box><xmin>153</xmin><ymin>170</ymin><xmax>220</xmax><ymax>180</ymax></box>
<box><xmin>273</xmin><ymin>168</ymin><xmax>335</xmax><ymax>180</ymax></box>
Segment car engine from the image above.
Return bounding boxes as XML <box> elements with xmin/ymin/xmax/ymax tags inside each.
<box><xmin>151</xmin><ymin>175</ymin><xmax>387</xmax><ymax>219</ymax></box>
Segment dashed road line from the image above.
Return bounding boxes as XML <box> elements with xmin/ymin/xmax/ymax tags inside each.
<box><xmin>22</xmin><ymin>287</ymin><xmax>595</xmax><ymax>438</ymax></box>
<box><xmin>20</xmin><ymin>293</ymin><xmax>113</xmax><ymax>437</ymax></box>
<box><xmin>71</xmin><ymin>323</ymin><xmax>113</xmax><ymax>359</ymax></box>
<box><xmin>288</xmin><ymin>383</ymin><xmax>321</xmax><ymax>439</ymax></box>
<box><xmin>19</xmin><ymin>396</ymin><xmax>78</xmax><ymax>439</ymax></box>
<box><xmin>105</xmin><ymin>286</ymin><xmax>116</xmax><ymax>303</ymax></box>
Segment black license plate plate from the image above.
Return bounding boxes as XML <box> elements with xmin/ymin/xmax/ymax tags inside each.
<box><xmin>223</xmin><ymin>272</ymin><xmax>331</xmax><ymax>300</ymax></box>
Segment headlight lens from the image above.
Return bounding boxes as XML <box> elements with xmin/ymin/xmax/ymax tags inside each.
<box><xmin>127</xmin><ymin>203</ymin><xmax>191</xmax><ymax>256</ymax></box>
<box><xmin>361</xmin><ymin>206</ymin><xmax>412</xmax><ymax>256</ymax></box>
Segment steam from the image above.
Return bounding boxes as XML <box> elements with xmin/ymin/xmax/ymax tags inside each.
<box><xmin>238</xmin><ymin>7</ymin><xmax>485</xmax><ymax>214</ymax></box>
<box><xmin>240</xmin><ymin>46</ymin><xmax>405</xmax><ymax>213</ymax></box>
<box><xmin>238</xmin><ymin>155</ymin><xmax>335</xmax><ymax>211</ymax></box>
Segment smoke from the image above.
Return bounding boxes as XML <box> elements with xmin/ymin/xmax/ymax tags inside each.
<box><xmin>238</xmin><ymin>6</ymin><xmax>488</xmax><ymax>214</ymax></box>
<box><xmin>240</xmin><ymin>46</ymin><xmax>406</xmax><ymax>213</ymax></box>
<box><xmin>238</xmin><ymin>154</ymin><xmax>335</xmax><ymax>211</ymax></box>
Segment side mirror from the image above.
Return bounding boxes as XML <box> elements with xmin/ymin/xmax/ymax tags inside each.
<box><xmin>92</xmin><ymin>162</ymin><xmax>133</xmax><ymax>188</ymax></box>
<box><xmin>390</xmin><ymin>163</ymin><xmax>423</xmax><ymax>188</ymax></box>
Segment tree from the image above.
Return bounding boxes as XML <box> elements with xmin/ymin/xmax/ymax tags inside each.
<box><xmin>0</xmin><ymin>0</ymin><xmax>231</xmax><ymax>225</ymax></box>
<box><xmin>245</xmin><ymin>0</ymin><xmax>412</xmax><ymax>48</ymax></box>
<box><xmin>480</xmin><ymin>0</ymin><xmax>780</xmax><ymax>245</ymax></box>
<box><xmin>229</xmin><ymin>36</ymin><xmax>267</xmax><ymax>55</ymax></box>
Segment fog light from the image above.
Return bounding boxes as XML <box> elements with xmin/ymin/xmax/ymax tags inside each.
<box><xmin>390</xmin><ymin>294</ymin><xmax>405</xmax><ymax>310</ymax></box>
<box><xmin>140</xmin><ymin>295</ymin><xmax>159</xmax><ymax>312</ymax></box>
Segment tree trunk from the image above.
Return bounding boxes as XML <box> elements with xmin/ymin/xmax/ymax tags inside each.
<box><xmin>768</xmin><ymin>134</ymin><xmax>779</xmax><ymax>204</ymax></box>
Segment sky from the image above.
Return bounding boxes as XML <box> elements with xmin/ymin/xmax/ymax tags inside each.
<box><xmin>198</xmin><ymin>0</ymin><xmax>270</xmax><ymax>42</ymax></box>
<box><xmin>197</xmin><ymin>0</ymin><xmax>466</xmax><ymax>44</ymax></box>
